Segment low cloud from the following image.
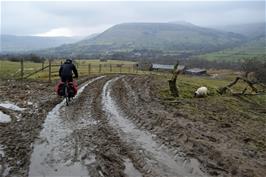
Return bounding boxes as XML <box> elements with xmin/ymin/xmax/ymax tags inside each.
<box><xmin>34</xmin><ymin>25</ymin><xmax>113</xmax><ymax>37</ymax></box>
<box><xmin>34</xmin><ymin>28</ymin><xmax>74</xmax><ymax>37</ymax></box>
<box><xmin>1</xmin><ymin>1</ymin><xmax>265</xmax><ymax>36</ymax></box>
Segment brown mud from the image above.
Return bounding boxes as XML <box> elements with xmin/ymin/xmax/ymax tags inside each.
<box><xmin>0</xmin><ymin>76</ymin><xmax>100</xmax><ymax>177</ymax></box>
<box><xmin>0</xmin><ymin>74</ymin><xmax>265</xmax><ymax>177</ymax></box>
<box><xmin>111</xmin><ymin>75</ymin><xmax>266</xmax><ymax>177</ymax></box>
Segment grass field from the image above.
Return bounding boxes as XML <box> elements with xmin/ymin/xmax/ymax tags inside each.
<box><xmin>199</xmin><ymin>49</ymin><xmax>265</xmax><ymax>62</ymax></box>
<box><xmin>198</xmin><ymin>37</ymin><xmax>266</xmax><ymax>62</ymax></box>
<box><xmin>0</xmin><ymin>59</ymin><xmax>137</xmax><ymax>80</ymax></box>
<box><xmin>156</xmin><ymin>73</ymin><xmax>266</xmax><ymax>125</ymax></box>
<box><xmin>157</xmin><ymin>73</ymin><xmax>251</xmax><ymax>98</ymax></box>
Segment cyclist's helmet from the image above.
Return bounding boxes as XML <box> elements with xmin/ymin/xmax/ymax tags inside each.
<box><xmin>65</xmin><ymin>58</ymin><xmax>73</xmax><ymax>64</ymax></box>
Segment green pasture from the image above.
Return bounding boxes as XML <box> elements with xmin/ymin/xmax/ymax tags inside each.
<box><xmin>199</xmin><ymin>50</ymin><xmax>266</xmax><ymax>62</ymax></box>
<box><xmin>156</xmin><ymin>73</ymin><xmax>266</xmax><ymax>128</ymax></box>
<box><xmin>157</xmin><ymin>73</ymin><xmax>250</xmax><ymax>99</ymax></box>
<box><xmin>198</xmin><ymin>39</ymin><xmax>266</xmax><ymax>62</ymax></box>
<box><xmin>0</xmin><ymin>59</ymin><xmax>137</xmax><ymax>80</ymax></box>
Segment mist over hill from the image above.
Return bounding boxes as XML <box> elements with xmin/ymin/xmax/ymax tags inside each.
<box><xmin>2</xmin><ymin>22</ymin><xmax>265</xmax><ymax>62</ymax></box>
<box><xmin>0</xmin><ymin>35</ymin><xmax>85</xmax><ymax>53</ymax></box>
<box><xmin>35</xmin><ymin>22</ymin><xmax>246</xmax><ymax>58</ymax></box>
<box><xmin>211</xmin><ymin>22</ymin><xmax>265</xmax><ymax>39</ymax></box>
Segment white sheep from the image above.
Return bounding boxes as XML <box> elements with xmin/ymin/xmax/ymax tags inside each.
<box><xmin>194</xmin><ymin>86</ymin><xmax>208</xmax><ymax>97</ymax></box>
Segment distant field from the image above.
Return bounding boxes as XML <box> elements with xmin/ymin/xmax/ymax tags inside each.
<box><xmin>199</xmin><ymin>49</ymin><xmax>265</xmax><ymax>62</ymax></box>
<box><xmin>0</xmin><ymin>59</ymin><xmax>137</xmax><ymax>80</ymax></box>
<box><xmin>198</xmin><ymin>37</ymin><xmax>266</xmax><ymax>62</ymax></box>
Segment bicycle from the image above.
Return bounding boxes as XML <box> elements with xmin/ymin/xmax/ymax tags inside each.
<box><xmin>63</xmin><ymin>81</ymin><xmax>70</xmax><ymax>106</ymax></box>
<box><xmin>63</xmin><ymin>80</ymin><xmax>77</xmax><ymax>106</ymax></box>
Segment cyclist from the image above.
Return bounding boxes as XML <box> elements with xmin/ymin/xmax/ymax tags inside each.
<box><xmin>59</xmin><ymin>58</ymin><xmax>78</xmax><ymax>82</ymax></box>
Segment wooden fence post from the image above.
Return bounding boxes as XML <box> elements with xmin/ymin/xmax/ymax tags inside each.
<box><xmin>88</xmin><ymin>64</ymin><xmax>91</xmax><ymax>75</ymax></box>
<box><xmin>48</xmin><ymin>60</ymin><xmax>51</xmax><ymax>82</ymax></box>
<box><xmin>110</xmin><ymin>64</ymin><xmax>112</xmax><ymax>73</ymax></box>
<box><xmin>99</xmin><ymin>64</ymin><xmax>102</xmax><ymax>73</ymax></box>
<box><xmin>120</xmin><ymin>65</ymin><xmax>122</xmax><ymax>73</ymax></box>
<box><xmin>20</xmin><ymin>58</ymin><xmax>24</xmax><ymax>80</ymax></box>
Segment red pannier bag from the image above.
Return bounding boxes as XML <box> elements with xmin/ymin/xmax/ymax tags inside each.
<box><xmin>68</xmin><ymin>81</ymin><xmax>78</xmax><ymax>96</ymax></box>
<box><xmin>55</xmin><ymin>80</ymin><xmax>78</xmax><ymax>96</ymax></box>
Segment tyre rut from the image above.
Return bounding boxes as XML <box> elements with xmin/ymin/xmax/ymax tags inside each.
<box><xmin>101</xmin><ymin>76</ymin><xmax>206</xmax><ymax>177</ymax></box>
<box><xmin>28</xmin><ymin>75</ymin><xmax>207</xmax><ymax>177</ymax></box>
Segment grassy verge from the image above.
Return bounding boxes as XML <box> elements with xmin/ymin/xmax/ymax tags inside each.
<box><xmin>157</xmin><ymin>72</ymin><xmax>266</xmax><ymax>122</ymax></box>
<box><xmin>154</xmin><ymin>72</ymin><xmax>266</xmax><ymax>155</ymax></box>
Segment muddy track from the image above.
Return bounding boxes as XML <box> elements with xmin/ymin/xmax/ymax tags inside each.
<box><xmin>2</xmin><ymin>74</ymin><xmax>265</xmax><ymax>177</ymax></box>
<box><xmin>110</xmin><ymin>75</ymin><xmax>266</xmax><ymax>177</ymax></box>
<box><xmin>0</xmin><ymin>86</ymin><xmax>62</xmax><ymax>177</ymax></box>
<box><xmin>27</xmin><ymin>75</ymin><xmax>207</xmax><ymax>177</ymax></box>
<box><xmin>28</xmin><ymin>75</ymin><xmax>140</xmax><ymax>177</ymax></box>
<box><xmin>0</xmin><ymin>76</ymin><xmax>106</xmax><ymax>177</ymax></box>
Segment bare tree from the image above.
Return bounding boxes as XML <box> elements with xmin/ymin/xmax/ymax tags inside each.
<box><xmin>218</xmin><ymin>57</ymin><xmax>266</xmax><ymax>95</ymax></box>
<box><xmin>168</xmin><ymin>61</ymin><xmax>181</xmax><ymax>97</ymax></box>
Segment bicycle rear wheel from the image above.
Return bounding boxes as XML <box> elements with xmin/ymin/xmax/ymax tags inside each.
<box><xmin>64</xmin><ymin>85</ymin><xmax>69</xmax><ymax>106</ymax></box>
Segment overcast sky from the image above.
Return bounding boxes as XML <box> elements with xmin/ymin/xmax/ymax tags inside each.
<box><xmin>1</xmin><ymin>1</ymin><xmax>265</xmax><ymax>37</ymax></box>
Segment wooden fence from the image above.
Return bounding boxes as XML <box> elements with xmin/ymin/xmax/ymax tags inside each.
<box><xmin>15</xmin><ymin>59</ymin><xmax>139</xmax><ymax>82</ymax></box>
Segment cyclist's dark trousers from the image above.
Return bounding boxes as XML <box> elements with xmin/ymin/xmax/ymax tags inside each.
<box><xmin>61</xmin><ymin>75</ymin><xmax>73</xmax><ymax>82</ymax></box>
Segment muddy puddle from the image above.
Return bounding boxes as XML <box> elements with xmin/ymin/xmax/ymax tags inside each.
<box><xmin>124</xmin><ymin>158</ymin><xmax>142</xmax><ymax>177</ymax></box>
<box><xmin>0</xmin><ymin>111</ymin><xmax>11</xmax><ymax>123</ymax></box>
<box><xmin>0</xmin><ymin>144</ymin><xmax>10</xmax><ymax>177</ymax></box>
<box><xmin>28</xmin><ymin>76</ymin><xmax>104</xmax><ymax>177</ymax></box>
<box><xmin>102</xmin><ymin>77</ymin><xmax>206</xmax><ymax>177</ymax></box>
<box><xmin>0</xmin><ymin>102</ymin><xmax>26</xmax><ymax>111</ymax></box>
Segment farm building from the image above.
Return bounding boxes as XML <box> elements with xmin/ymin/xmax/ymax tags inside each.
<box><xmin>137</xmin><ymin>61</ymin><xmax>153</xmax><ymax>71</ymax></box>
<box><xmin>185</xmin><ymin>68</ymin><xmax>207</xmax><ymax>75</ymax></box>
<box><xmin>99</xmin><ymin>59</ymin><xmax>107</xmax><ymax>62</ymax></box>
<box><xmin>152</xmin><ymin>64</ymin><xmax>185</xmax><ymax>72</ymax></box>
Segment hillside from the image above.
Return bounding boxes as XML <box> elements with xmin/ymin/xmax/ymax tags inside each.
<box><xmin>211</xmin><ymin>23</ymin><xmax>265</xmax><ymax>39</ymax></box>
<box><xmin>36</xmin><ymin>23</ymin><xmax>246</xmax><ymax>57</ymax></box>
<box><xmin>198</xmin><ymin>36</ymin><xmax>266</xmax><ymax>62</ymax></box>
<box><xmin>0</xmin><ymin>35</ymin><xmax>84</xmax><ymax>53</ymax></box>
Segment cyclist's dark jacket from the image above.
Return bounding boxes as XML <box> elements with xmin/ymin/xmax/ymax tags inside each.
<box><xmin>59</xmin><ymin>62</ymin><xmax>78</xmax><ymax>82</ymax></box>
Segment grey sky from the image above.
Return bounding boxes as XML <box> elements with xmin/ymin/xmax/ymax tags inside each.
<box><xmin>1</xmin><ymin>1</ymin><xmax>265</xmax><ymax>37</ymax></box>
